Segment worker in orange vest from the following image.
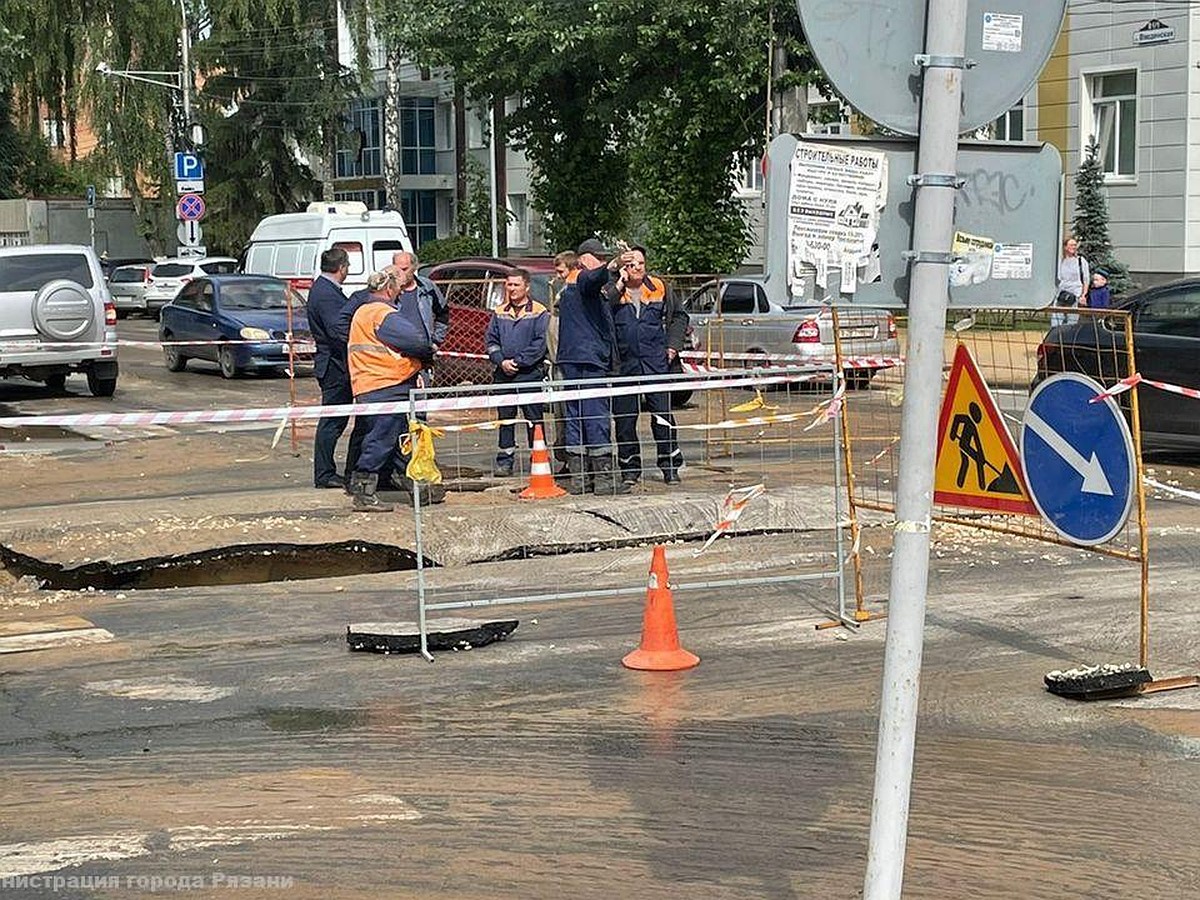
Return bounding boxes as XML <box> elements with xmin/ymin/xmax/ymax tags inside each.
<box><xmin>346</xmin><ymin>268</ymin><xmax>432</xmax><ymax>511</ymax></box>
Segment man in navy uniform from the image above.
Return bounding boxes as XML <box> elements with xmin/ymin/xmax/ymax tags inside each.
<box><xmin>305</xmin><ymin>247</ymin><xmax>358</xmax><ymax>489</ymax></box>
<box><xmin>485</xmin><ymin>268</ymin><xmax>550</xmax><ymax>477</ymax></box>
<box><xmin>555</xmin><ymin>238</ymin><xmax>636</xmax><ymax>494</ymax></box>
<box><xmin>605</xmin><ymin>245</ymin><xmax>688</xmax><ymax>484</ymax></box>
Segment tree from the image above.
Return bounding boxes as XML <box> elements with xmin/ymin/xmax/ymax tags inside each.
<box><xmin>1073</xmin><ymin>136</ymin><xmax>1132</xmax><ymax>296</ymax></box>
<box><xmin>376</xmin><ymin>0</ymin><xmax>819</xmax><ymax>269</ymax></box>
<box><xmin>192</xmin><ymin>0</ymin><xmax>363</xmax><ymax>254</ymax></box>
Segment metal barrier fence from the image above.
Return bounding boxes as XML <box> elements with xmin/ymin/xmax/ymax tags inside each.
<box><xmin>841</xmin><ymin>307</ymin><xmax>1152</xmax><ymax>661</ymax></box>
<box><xmin>396</xmin><ymin>366</ymin><xmax>856</xmax><ymax>659</ymax></box>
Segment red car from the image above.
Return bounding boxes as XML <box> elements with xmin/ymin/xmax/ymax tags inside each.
<box><xmin>428</xmin><ymin>256</ymin><xmax>557</xmax><ymax>386</ymax></box>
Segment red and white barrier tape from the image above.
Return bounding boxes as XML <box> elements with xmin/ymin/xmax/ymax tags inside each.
<box><xmin>0</xmin><ymin>371</ymin><xmax>820</xmax><ymax>431</ymax></box>
<box><xmin>1090</xmin><ymin>372</ymin><xmax>1200</xmax><ymax>403</ymax></box>
<box><xmin>694</xmin><ymin>483</ymin><xmax>766</xmax><ymax>556</ymax></box>
<box><xmin>679</xmin><ymin>350</ymin><xmax>902</xmax><ymax>370</ymax></box>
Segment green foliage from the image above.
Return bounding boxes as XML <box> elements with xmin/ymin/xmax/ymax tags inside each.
<box><xmin>416</xmin><ymin>234</ymin><xmax>491</xmax><ymax>265</ymax></box>
<box><xmin>193</xmin><ymin>0</ymin><xmax>362</xmax><ymax>255</ymax></box>
<box><xmin>375</xmin><ymin>0</ymin><xmax>820</xmax><ymax>271</ymax></box>
<box><xmin>1073</xmin><ymin>137</ymin><xmax>1133</xmax><ymax>296</ymax></box>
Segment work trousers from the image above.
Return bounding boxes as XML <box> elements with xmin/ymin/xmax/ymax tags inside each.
<box><xmin>493</xmin><ymin>369</ymin><xmax>545</xmax><ymax>466</ymax></box>
<box><xmin>353</xmin><ymin>381</ymin><xmax>414</xmax><ymax>475</ymax></box>
<box><xmin>558</xmin><ymin>362</ymin><xmax>611</xmax><ymax>456</ymax></box>
<box><xmin>613</xmin><ymin>386</ymin><xmax>682</xmax><ymax>480</ymax></box>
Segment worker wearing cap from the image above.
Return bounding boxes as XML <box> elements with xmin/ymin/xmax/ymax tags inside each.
<box><xmin>485</xmin><ymin>267</ymin><xmax>549</xmax><ymax>477</ymax></box>
<box><xmin>605</xmin><ymin>244</ymin><xmax>688</xmax><ymax>485</ymax></box>
<box><xmin>555</xmin><ymin>238</ymin><xmax>635</xmax><ymax>495</ymax></box>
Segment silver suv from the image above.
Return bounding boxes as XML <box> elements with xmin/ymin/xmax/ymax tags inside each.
<box><xmin>0</xmin><ymin>245</ymin><xmax>119</xmax><ymax>396</ymax></box>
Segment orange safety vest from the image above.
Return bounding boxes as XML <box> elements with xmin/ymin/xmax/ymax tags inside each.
<box><xmin>348</xmin><ymin>301</ymin><xmax>424</xmax><ymax>396</ymax></box>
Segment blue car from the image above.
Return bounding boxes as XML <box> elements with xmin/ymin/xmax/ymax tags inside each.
<box><xmin>158</xmin><ymin>275</ymin><xmax>314</xmax><ymax>378</ymax></box>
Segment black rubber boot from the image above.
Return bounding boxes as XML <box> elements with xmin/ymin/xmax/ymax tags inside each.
<box><xmin>589</xmin><ymin>455</ymin><xmax>631</xmax><ymax>496</ymax></box>
<box><xmin>563</xmin><ymin>455</ymin><xmax>591</xmax><ymax>495</ymax></box>
<box><xmin>351</xmin><ymin>472</ymin><xmax>394</xmax><ymax>512</ymax></box>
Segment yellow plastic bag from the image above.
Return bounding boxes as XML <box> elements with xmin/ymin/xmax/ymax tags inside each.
<box><xmin>402</xmin><ymin>421</ymin><xmax>444</xmax><ymax>484</ymax></box>
<box><xmin>729</xmin><ymin>390</ymin><xmax>778</xmax><ymax>413</ymax></box>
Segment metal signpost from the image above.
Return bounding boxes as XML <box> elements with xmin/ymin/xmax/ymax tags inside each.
<box><xmin>1021</xmin><ymin>373</ymin><xmax>1136</xmax><ymax>546</ymax></box>
<box><xmin>85</xmin><ymin>184</ymin><xmax>96</xmax><ymax>249</ymax></box>
<box><xmin>796</xmin><ymin>2</ymin><xmax>1067</xmax><ymax>897</ymax></box>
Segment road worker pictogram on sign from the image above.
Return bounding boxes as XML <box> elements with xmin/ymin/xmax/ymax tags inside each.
<box><xmin>934</xmin><ymin>343</ymin><xmax>1038</xmax><ymax>515</ymax></box>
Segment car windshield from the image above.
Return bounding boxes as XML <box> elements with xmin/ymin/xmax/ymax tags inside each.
<box><xmin>0</xmin><ymin>253</ymin><xmax>94</xmax><ymax>291</ymax></box>
<box><xmin>153</xmin><ymin>263</ymin><xmax>192</xmax><ymax>278</ymax></box>
<box><xmin>220</xmin><ymin>282</ymin><xmax>300</xmax><ymax>310</ymax></box>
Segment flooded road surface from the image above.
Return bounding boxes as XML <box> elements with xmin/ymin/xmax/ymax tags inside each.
<box><xmin>2</xmin><ymin>529</ymin><xmax>1198</xmax><ymax>899</ymax></box>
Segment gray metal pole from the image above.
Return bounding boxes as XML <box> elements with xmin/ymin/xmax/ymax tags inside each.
<box><xmin>488</xmin><ymin>101</ymin><xmax>500</xmax><ymax>258</ymax></box>
<box><xmin>178</xmin><ymin>0</ymin><xmax>192</xmax><ymax>133</ymax></box>
<box><xmin>863</xmin><ymin>1</ymin><xmax>967</xmax><ymax>897</ymax></box>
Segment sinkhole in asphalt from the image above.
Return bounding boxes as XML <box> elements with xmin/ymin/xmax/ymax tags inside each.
<box><xmin>0</xmin><ymin>540</ymin><xmax>431</xmax><ymax>592</ymax></box>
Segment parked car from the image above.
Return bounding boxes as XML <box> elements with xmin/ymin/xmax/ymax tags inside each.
<box><xmin>107</xmin><ymin>263</ymin><xmax>154</xmax><ymax>317</ymax></box>
<box><xmin>680</xmin><ymin>276</ymin><xmax>899</xmax><ymax>386</ymax></box>
<box><xmin>144</xmin><ymin>256</ymin><xmax>239</xmax><ymax>313</ymax></box>
<box><xmin>1035</xmin><ymin>280</ymin><xmax>1200</xmax><ymax>451</ymax></box>
<box><xmin>427</xmin><ymin>256</ymin><xmax>558</xmax><ymax>385</ymax></box>
<box><xmin>244</xmin><ymin>201</ymin><xmax>413</xmax><ymax>300</ymax></box>
<box><xmin>158</xmin><ymin>275</ymin><xmax>313</xmax><ymax>379</ymax></box>
<box><xmin>99</xmin><ymin>255</ymin><xmax>154</xmax><ymax>281</ymax></box>
<box><xmin>0</xmin><ymin>244</ymin><xmax>119</xmax><ymax>396</ymax></box>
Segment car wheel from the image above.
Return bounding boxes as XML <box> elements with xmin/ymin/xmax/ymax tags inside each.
<box><xmin>43</xmin><ymin>373</ymin><xmax>68</xmax><ymax>393</ymax></box>
<box><xmin>163</xmin><ymin>342</ymin><xmax>188</xmax><ymax>372</ymax></box>
<box><xmin>218</xmin><ymin>345</ymin><xmax>240</xmax><ymax>379</ymax></box>
<box><xmin>86</xmin><ymin>369</ymin><xmax>117</xmax><ymax>397</ymax></box>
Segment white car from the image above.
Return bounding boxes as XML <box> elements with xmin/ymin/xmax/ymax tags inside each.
<box><xmin>0</xmin><ymin>244</ymin><xmax>119</xmax><ymax>396</ymax></box>
<box><xmin>143</xmin><ymin>256</ymin><xmax>238</xmax><ymax>313</ymax></box>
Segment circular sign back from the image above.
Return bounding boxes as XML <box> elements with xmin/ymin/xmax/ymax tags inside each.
<box><xmin>797</xmin><ymin>1</ymin><xmax>1068</xmax><ymax>136</ymax></box>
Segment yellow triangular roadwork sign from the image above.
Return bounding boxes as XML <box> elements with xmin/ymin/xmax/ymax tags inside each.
<box><xmin>934</xmin><ymin>343</ymin><xmax>1038</xmax><ymax>516</ymax></box>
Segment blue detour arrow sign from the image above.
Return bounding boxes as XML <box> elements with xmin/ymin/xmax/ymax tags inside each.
<box><xmin>1020</xmin><ymin>373</ymin><xmax>1135</xmax><ymax>545</ymax></box>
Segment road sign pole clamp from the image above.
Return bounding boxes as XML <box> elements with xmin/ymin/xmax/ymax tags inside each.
<box><xmin>913</xmin><ymin>53</ymin><xmax>976</xmax><ymax>69</ymax></box>
<box><xmin>906</xmin><ymin>173</ymin><xmax>966</xmax><ymax>188</ymax></box>
<box><xmin>901</xmin><ymin>250</ymin><xmax>959</xmax><ymax>266</ymax></box>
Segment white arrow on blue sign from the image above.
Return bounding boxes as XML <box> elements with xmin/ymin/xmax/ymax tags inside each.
<box><xmin>1020</xmin><ymin>372</ymin><xmax>1136</xmax><ymax>546</ymax></box>
<box><xmin>173</xmin><ymin>151</ymin><xmax>204</xmax><ymax>181</ymax></box>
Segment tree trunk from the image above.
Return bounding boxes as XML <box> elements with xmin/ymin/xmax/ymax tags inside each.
<box><xmin>454</xmin><ymin>83</ymin><xmax>466</xmax><ymax>231</ymax></box>
<box><xmin>382</xmin><ymin>46</ymin><xmax>403</xmax><ymax>212</ymax></box>
<box><xmin>492</xmin><ymin>95</ymin><xmax>507</xmax><ymax>257</ymax></box>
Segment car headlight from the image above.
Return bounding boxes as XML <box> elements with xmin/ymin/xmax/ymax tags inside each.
<box><xmin>239</xmin><ymin>327</ymin><xmax>271</xmax><ymax>340</ymax></box>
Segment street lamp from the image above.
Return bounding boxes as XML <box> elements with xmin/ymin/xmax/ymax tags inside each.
<box><xmin>96</xmin><ymin>0</ymin><xmax>199</xmax><ymax>146</ymax></box>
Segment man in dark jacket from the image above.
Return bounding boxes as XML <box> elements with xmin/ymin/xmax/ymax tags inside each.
<box><xmin>556</xmin><ymin>238</ymin><xmax>635</xmax><ymax>495</ymax></box>
<box><xmin>606</xmin><ymin>246</ymin><xmax>688</xmax><ymax>484</ymax></box>
<box><xmin>305</xmin><ymin>247</ymin><xmax>358</xmax><ymax>489</ymax></box>
<box><xmin>485</xmin><ymin>268</ymin><xmax>549</xmax><ymax>476</ymax></box>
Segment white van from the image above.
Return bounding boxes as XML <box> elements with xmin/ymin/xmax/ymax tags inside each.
<box><xmin>243</xmin><ymin>201</ymin><xmax>413</xmax><ymax>298</ymax></box>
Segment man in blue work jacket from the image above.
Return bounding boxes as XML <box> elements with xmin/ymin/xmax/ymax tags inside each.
<box><xmin>605</xmin><ymin>245</ymin><xmax>688</xmax><ymax>485</ymax></box>
<box><xmin>485</xmin><ymin>268</ymin><xmax>549</xmax><ymax>477</ymax></box>
<box><xmin>556</xmin><ymin>238</ymin><xmax>636</xmax><ymax>495</ymax></box>
<box><xmin>305</xmin><ymin>247</ymin><xmax>360</xmax><ymax>489</ymax></box>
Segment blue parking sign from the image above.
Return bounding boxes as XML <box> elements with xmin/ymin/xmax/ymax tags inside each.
<box><xmin>1020</xmin><ymin>373</ymin><xmax>1135</xmax><ymax>546</ymax></box>
<box><xmin>173</xmin><ymin>152</ymin><xmax>204</xmax><ymax>181</ymax></box>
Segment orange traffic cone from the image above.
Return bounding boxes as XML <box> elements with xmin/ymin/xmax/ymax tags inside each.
<box><xmin>519</xmin><ymin>424</ymin><xmax>567</xmax><ymax>500</ymax></box>
<box><xmin>622</xmin><ymin>545</ymin><xmax>700</xmax><ymax>671</ymax></box>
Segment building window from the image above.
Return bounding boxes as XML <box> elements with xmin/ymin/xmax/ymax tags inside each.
<box><xmin>400</xmin><ymin>98</ymin><xmax>436</xmax><ymax>175</ymax></box>
<box><xmin>400</xmin><ymin>189</ymin><xmax>438</xmax><ymax>248</ymax></box>
<box><xmin>336</xmin><ymin>99</ymin><xmax>382</xmax><ymax>178</ymax></box>
<box><xmin>989</xmin><ymin>99</ymin><xmax>1024</xmax><ymax>141</ymax></box>
<box><xmin>806</xmin><ymin>101</ymin><xmax>849</xmax><ymax>135</ymax></box>
<box><xmin>466</xmin><ymin>105</ymin><xmax>488</xmax><ymax>150</ymax></box>
<box><xmin>507</xmin><ymin>193</ymin><xmax>529</xmax><ymax>248</ymax></box>
<box><xmin>41</xmin><ymin>118</ymin><xmax>66</xmax><ymax>148</ymax></box>
<box><xmin>737</xmin><ymin>158</ymin><xmax>764</xmax><ymax>195</ymax></box>
<box><xmin>334</xmin><ymin>189</ymin><xmax>387</xmax><ymax>210</ymax></box>
<box><xmin>1085</xmin><ymin>70</ymin><xmax>1137</xmax><ymax>178</ymax></box>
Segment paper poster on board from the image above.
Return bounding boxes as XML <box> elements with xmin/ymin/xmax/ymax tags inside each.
<box><xmin>786</xmin><ymin>141</ymin><xmax>888</xmax><ymax>300</ymax></box>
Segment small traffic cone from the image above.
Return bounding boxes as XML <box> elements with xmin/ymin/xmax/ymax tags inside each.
<box><xmin>519</xmin><ymin>424</ymin><xmax>567</xmax><ymax>500</ymax></box>
<box><xmin>622</xmin><ymin>545</ymin><xmax>700</xmax><ymax>671</ymax></box>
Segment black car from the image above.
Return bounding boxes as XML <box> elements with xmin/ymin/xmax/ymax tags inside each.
<box><xmin>1036</xmin><ymin>279</ymin><xmax>1200</xmax><ymax>451</ymax></box>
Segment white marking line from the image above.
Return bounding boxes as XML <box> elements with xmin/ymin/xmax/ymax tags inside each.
<box><xmin>0</xmin><ymin>628</ymin><xmax>114</xmax><ymax>655</ymax></box>
<box><xmin>81</xmin><ymin>677</ymin><xmax>235</xmax><ymax>703</ymax></box>
<box><xmin>1024</xmin><ymin>409</ymin><xmax>1113</xmax><ymax>496</ymax></box>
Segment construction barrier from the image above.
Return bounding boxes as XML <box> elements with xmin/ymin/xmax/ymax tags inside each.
<box><xmin>841</xmin><ymin>307</ymin><xmax>1157</xmax><ymax>666</ymax></box>
<box><xmin>397</xmin><ymin>366</ymin><xmax>859</xmax><ymax>660</ymax></box>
